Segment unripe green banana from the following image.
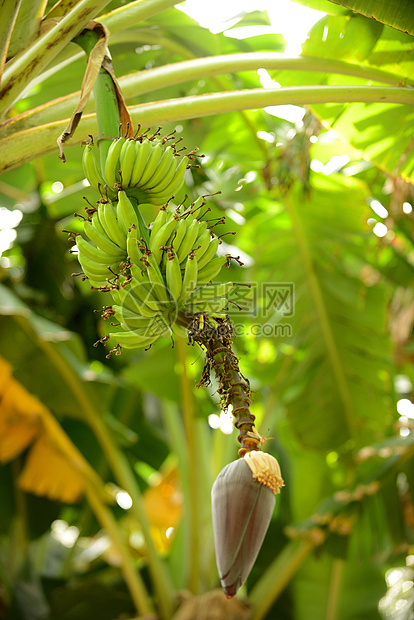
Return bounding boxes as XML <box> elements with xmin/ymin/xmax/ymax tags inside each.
<box><xmin>137</xmin><ymin>142</ymin><xmax>164</xmax><ymax>188</ymax></box>
<box><xmin>165</xmin><ymin>251</ymin><xmax>182</xmax><ymax>301</ymax></box>
<box><xmin>78</xmin><ymin>253</ymin><xmax>117</xmax><ymax>278</ymax></box>
<box><xmin>144</xmin><ymin>255</ymin><xmax>170</xmax><ymax>303</ymax></box>
<box><xmin>168</xmin><ymin>217</ymin><xmax>187</xmax><ymax>251</ymax></box>
<box><xmin>119</xmin><ymin>139</ymin><xmax>136</xmax><ymax>187</ymax></box>
<box><xmin>197</xmin><ymin>237</ymin><xmax>220</xmax><ymax>270</ymax></box>
<box><xmin>193</xmin><ymin>228</ymin><xmax>211</xmax><ymax>260</ymax></box>
<box><xmin>196</xmin><ymin>220</ymin><xmax>208</xmax><ymax>238</ymax></box>
<box><xmin>117</xmin><ymin>190</ymin><xmax>139</xmax><ymax>230</ymax></box>
<box><xmin>149</xmin><ymin>215</ymin><xmax>177</xmax><ymax>265</ymax></box>
<box><xmin>91</xmin><ymin>210</ymin><xmax>106</xmax><ymax>237</ymax></box>
<box><xmin>142</xmin><ymin>146</ymin><xmax>175</xmax><ymax>190</ymax></box>
<box><xmin>130</xmin><ymin>139</ymin><xmax>152</xmax><ymax>186</ymax></box>
<box><xmin>196</xmin><ymin>255</ymin><xmax>227</xmax><ymax>284</ymax></box>
<box><xmin>112</xmin><ymin>305</ymin><xmax>155</xmax><ymax>328</ymax></box>
<box><xmin>177</xmin><ymin>219</ymin><xmax>200</xmax><ymax>264</ymax></box>
<box><xmin>113</xmin><ymin>286</ymin><xmax>158</xmax><ymax>318</ymax></box>
<box><xmin>148</xmin><ymin>156</ymin><xmax>187</xmax><ymax>200</ymax></box>
<box><xmin>104</xmin><ymin>137</ymin><xmax>126</xmax><ymax>188</ymax></box>
<box><xmin>126</xmin><ymin>227</ymin><xmax>144</xmax><ymax>266</ymax></box>
<box><xmin>83</xmin><ymin>220</ymin><xmax>124</xmax><ymax>257</ymax></box>
<box><xmin>76</xmin><ymin>235</ymin><xmax>123</xmax><ymax>265</ymax></box>
<box><xmin>150</xmin><ymin>206</ymin><xmax>168</xmax><ymax>239</ymax></box>
<box><xmin>130</xmin><ymin>264</ymin><xmax>165</xmax><ymax>311</ymax></box>
<box><xmin>82</xmin><ymin>143</ymin><xmax>105</xmax><ymax>193</ymax></box>
<box><xmin>100</xmin><ymin>201</ymin><xmax>127</xmax><ymax>249</ymax></box>
<box><xmin>178</xmin><ymin>254</ymin><xmax>198</xmax><ymax>302</ymax></box>
<box><xmin>116</xmin><ymin>200</ymin><xmax>129</xmax><ymax>237</ymax></box>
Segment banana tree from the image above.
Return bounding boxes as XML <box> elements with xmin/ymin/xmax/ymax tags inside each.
<box><xmin>0</xmin><ymin>1</ymin><xmax>413</xmax><ymax>619</ymax></box>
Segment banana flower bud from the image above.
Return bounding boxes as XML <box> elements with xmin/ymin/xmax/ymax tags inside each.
<box><xmin>211</xmin><ymin>451</ymin><xmax>284</xmax><ymax>598</ymax></box>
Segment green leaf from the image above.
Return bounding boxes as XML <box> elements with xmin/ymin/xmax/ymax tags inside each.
<box><xmin>302</xmin><ymin>13</ymin><xmax>383</xmax><ymax>62</ymax></box>
<box><xmin>327</xmin><ymin>0</ymin><xmax>414</xmax><ymax>36</ymax></box>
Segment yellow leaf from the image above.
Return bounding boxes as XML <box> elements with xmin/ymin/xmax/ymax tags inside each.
<box><xmin>18</xmin><ymin>434</ymin><xmax>85</xmax><ymax>504</ymax></box>
<box><xmin>0</xmin><ymin>375</ymin><xmax>43</xmax><ymax>462</ymax></box>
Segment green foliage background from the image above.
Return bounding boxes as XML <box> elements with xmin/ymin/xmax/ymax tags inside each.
<box><xmin>0</xmin><ymin>0</ymin><xmax>413</xmax><ymax>619</ymax></box>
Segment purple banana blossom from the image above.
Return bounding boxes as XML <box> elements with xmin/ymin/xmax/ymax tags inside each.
<box><xmin>211</xmin><ymin>450</ymin><xmax>284</xmax><ymax>598</ymax></box>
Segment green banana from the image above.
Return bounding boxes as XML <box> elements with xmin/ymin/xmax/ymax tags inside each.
<box><xmin>144</xmin><ymin>255</ymin><xmax>169</xmax><ymax>303</ymax></box>
<box><xmin>177</xmin><ymin>219</ymin><xmax>200</xmax><ymax>263</ymax></box>
<box><xmin>130</xmin><ymin>139</ymin><xmax>152</xmax><ymax>186</ymax></box>
<box><xmin>78</xmin><ymin>253</ymin><xmax>117</xmax><ymax>278</ymax></box>
<box><xmin>100</xmin><ymin>201</ymin><xmax>126</xmax><ymax>249</ymax></box>
<box><xmin>119</xmin><ymin>139</ymin><xmax>136</xmax><ymax>187</ymax></box>
<box><xmin>104</xmin><ymin>137</ymin><xmax>126</xmax><ymax>188</ymax></box>
<box><xmin>76</xmin><ymin>235</ymin><xmax>123</xmax><ymax>265</ymax></box>
<box><xmin>112</xmin><ymin>305</ymin><xmax>155</xmax><ymax>328</ymax></box>
<box><xmin>147</xmin><ymin>156</ymin><xmax>187</xmax><ymax>199</ymax></box>
<box><xmin>196</xmin><ymin>255</ymin><xmax>227</xmax><ymax>283</ymax></box>
<box><xmin>117</xmin><ymin>190</ymin><xmax>138</xmax><ymax>230</ymax></box>
<box><xmin>138</xmin><ymin>142</ymin><xmax>164</xmax><ymax>188</ymax></box>
<box><xmin>196</xmin><ymin>220</ymin><xmax>208</xmax><ymax>238</ymax></box>
<box><xmin>165</xmin><ymin>252</ymin><xmax>182</xmax><ymax>301</ymax></box>
<box><xmin>91</xmin><ymin>210</ymin><xmax>106</xmax><ymax>237</ymax></box>
<box><xmin>129</xmin><ymin>265</ymin><xmax>165</xmax><ymax>311</ymax></box>
<box><xmin>196</xmin><ymin>237</ymin><xmax>220</xmax><ymax>270</ymax></box>
<box><xmin>113</xmin><ymin>286</ymin><xmax>158</xmax><ymax>318</ymax></box>
<box><xmin>193</xmin><ymin>228</ymin><xmax>211</xmax><ymax>260</ymax></box>
<box><xmin>82</xmin><ymin>143</ymin><xmax>105</xmax><ymax>193</ymax></box>
<box><xmin>84</xmin><ymin>220</ymin><xmax>124</xmax><ymax>257</ymax></box>
<box><xmin>150</xmin><ymin>206</ymin><xmax>168</xmax><ymax>239</ymax></box>
<box><xmin>149</xmin><ymin>215</ymin><xmax>177</xmax><ymax>265</ymax></box>
<box><xmin>116</xmin><ymin>200</ymin><xmax>129</xmax><ymax>237</ymax></box>
<box><xmin>168</xmin><ymin>217</ymin><xmax>187</xmax><ymax>251</ymax></box>
<box><xmin>178</xmin><ymin>255</ymin><xmax>198</xmax><ymax>302</ymax></box>
<box><xmin>143</xmin><ymin>146</ymin><xmax>175</xmax><ymax>190</ymax></box>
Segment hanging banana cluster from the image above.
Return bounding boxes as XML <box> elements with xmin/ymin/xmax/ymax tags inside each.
<box><xmin>82</xmin><ymin>131</ymin><xmax>190</xmax><ymax>205</ymax></box>
<box><xmin>75</xmin><ymin>188</ymin><xmax>234</xmax><ymax>352</ymax></box>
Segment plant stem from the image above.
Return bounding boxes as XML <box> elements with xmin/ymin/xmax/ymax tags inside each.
<box><xmin>74</xmin><ymin>29</ymin><xmax>121</xmax><ymax>175</ymax></box>
<box><xmin>249</xmin><ymin>539</ymin><xmax>315</xmax><ymax>620</ymax></box>
<box><xmin>101</xmin><ymin>0</ymin><xmax>180</xmax><ymax>33</ymax></box>
<box><xmin>1</xmin><ymin>84</ymin><xmax>413</xmax><ymax>173</ymax></box>
<box><xmin>325</xmin><ymin>559</ymin><xmax>344</xmax><ymax>620</ymax></box>
<box><xmin>181</xmin><ymin>314</ymin><xmax>259</xmax><ymax>455</ymax></box>
<box><xmin>2</xmin><ymin>52</ymin><xmax>407</xmax><ymax>137</ymax></box>
<box><xmin>176</xmin><ymin>336</ymin><xmax>201</xmax><ymax>593</ymax></box>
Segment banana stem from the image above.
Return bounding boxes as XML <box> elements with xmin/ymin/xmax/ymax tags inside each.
<box><xmin>180</xmin><ymin>313</ymin><xmax>258</xmax><ymax>455</ymax></box>
<box><xmin>74</xmin><ymin>29</ymin><xmax>121</xmax><ymax>175</ymax></box>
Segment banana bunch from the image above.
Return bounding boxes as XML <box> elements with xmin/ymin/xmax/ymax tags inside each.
<box><xmin>76</xmin><ymin>190</ymin><xmax>235</xmax><ymax>352</ymax></box>
<box><xmin>82</xmin><ymin>135</ymin><xmax>188</xmax><ymax>206</ymax></box>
